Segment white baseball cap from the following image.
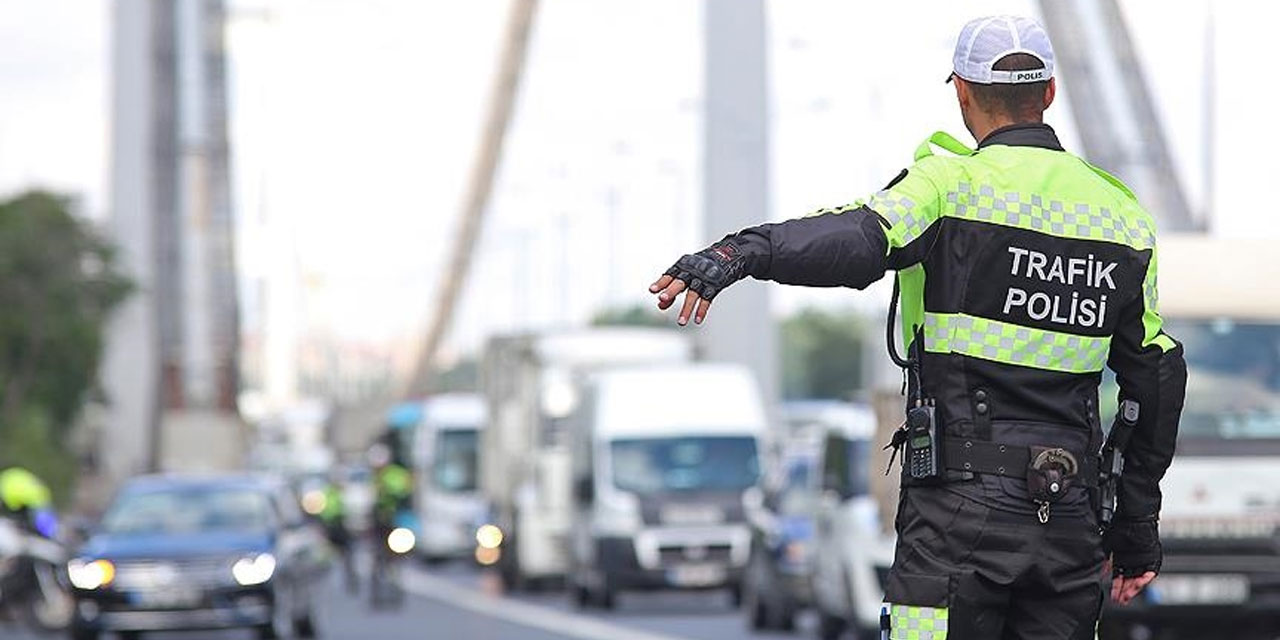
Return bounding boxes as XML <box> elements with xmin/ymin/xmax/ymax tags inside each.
<box><xmin>949</xmin><ymin>15</ymin><xmax>1055</xmax><ymax>85</ymax></box>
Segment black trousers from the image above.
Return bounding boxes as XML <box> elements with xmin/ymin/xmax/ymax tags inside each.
<box><xmin>885</xmin><ymin>484</ymin><xmax>1106</xmax><ymax>639</ymax></box>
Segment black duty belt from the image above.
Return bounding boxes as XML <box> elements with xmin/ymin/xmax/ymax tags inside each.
<box><xmin>943</xmin><ymin>437</ymin><xmax>1097</xmax><ymax>487</ymax></box>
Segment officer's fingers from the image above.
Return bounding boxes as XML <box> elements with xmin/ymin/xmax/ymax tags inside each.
<box><xmin>1111</xmin><ymin>576</ymin><xmax>1123</xmax><ymax>604</ymax></box>
<box><xmin>657</xmin><ymin>279</ymin><xmax>687</xmax><ymax>310</ymax></box>
<box><xmin>694</xmin><ymin>297</ymin><xmax>712</xmax><ymax>325</ymax></box>
<box><xmin>1122</xmin><ymin>577</ymin><xmax>1146</xmax><ymax>604</ymax></box>
<box><xmin>1126</xmin><ymin>572</ymin><xmax>1156</xmax><ymax>600</ymax></box>
<box><xmin>649</xmin><ymin>274</ymin><xmax>673</xmax><ymax>293</ymax></box>
<box><xmin>1114</xmin><ymin>573</ymin><xmax>1154</xmax><ymax>605</ymax></box>
<box><xmin>677</xmin><ymin>290</ymin><xmax>702</xmax><ymax>326</ymax></box>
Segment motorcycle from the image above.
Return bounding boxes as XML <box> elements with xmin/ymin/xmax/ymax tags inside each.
<box><xmin>0</xmin><ymin>514</ymin><xmax>74</xmax><ymax>633</ymax></box>
<box><xmin>369</xmin><ymin>511</ymin><xmax>418</xmax><ymax>609</ymax></box>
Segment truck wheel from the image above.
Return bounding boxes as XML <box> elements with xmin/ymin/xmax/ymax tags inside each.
<box><xmin>744</xmin><ymin>584</ymin><xmax>768</xmax><ymax>630</ymax></box>
<box><xmin>293</xmin><ymin>603</ymin><xmax>318</xmax><ymax>638</ymax></box>
<box><xmin>728</xmin><ymin>582</ymin><xmax>743</xmax><ymax>609</ymax></box>
<box><xmin>498</xmin><ymin>544</ymin><xmax>523</xmax><ymax>593</ymax></box>
<box><xmin>597</xmin><ymin>586</ymin><xmax>617</xmax><ymax>610</ymax></box>
<box><xmin>774</xmin><ymin>604</ymin><xmax>796</xmax><ymax>632</ymax></box>
<box><xmin>69</xmin><ymin>625</ymin><xmax>100</xmax><ymax>640</ymax></box>
<box><xmin>852</xmin><ymin>625</ymin><xmax>883</xmax><ymax>640</ymax></box>
<box><xmin>816</xmin><ymin>610</ymin><xmax>846</xmax><ymax>640</ymax></box>
<box><xmin>573</xmin><ymin>586</ymin><xmax>589</xmax><ymax>608</ymax></box>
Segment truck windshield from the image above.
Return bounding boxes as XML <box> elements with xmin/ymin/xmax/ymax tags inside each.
<box><xmin>434</xmin><ymin>428</ymin><xmax>479</xmax><ymax>492</ymax></box>
<box><xmin>1167</xmin><ymin>319</ymin><xmax>1280</xmax><ymax>444</ymax></box>
<box><xmin>611</xmin><ymin>436</ymin><xmax>760</xmax><ymax>494</ymax></box>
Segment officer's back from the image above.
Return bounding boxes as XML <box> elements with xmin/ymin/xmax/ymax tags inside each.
<box><xmin>648</xmin><ymin>15</ymin><xmax>1186</xmax><ymax>639</ymax></box>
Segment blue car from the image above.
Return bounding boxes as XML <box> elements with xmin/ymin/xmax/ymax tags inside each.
<box><xmin>67</xmin><ymin>474</ymin><xmax>330</xmax><ymax>640</ymax></box>
<box><xmin>743</xmin><ymin>456</ymin><xmax>819</xmax><ymax>632</ymax></box>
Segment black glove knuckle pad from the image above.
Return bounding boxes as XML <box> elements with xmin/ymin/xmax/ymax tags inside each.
<box><xmin>1105</xmin><ymin>519</ymin><xmax>1162</xmax><ymax>576</ymax></box>
<box><xmin>662</xmin><ymin>241</ymin><xmax>747</xmax><ymax>302</ymax></box>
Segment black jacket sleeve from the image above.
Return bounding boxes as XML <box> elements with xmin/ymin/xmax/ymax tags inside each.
<box><xmin>723</xmin><ymin>207</ymin><xmax>892</xmax><ymax>290</ymax></box>
<box><xmin>1107</xmin><ymin>251</ymin><xmax>1188</xmax><ymax>522</ymax></box>
<box><xmin>714</xmin><ymin>168</ymin><xmax>943</xmax><ymax>290</ymax></box>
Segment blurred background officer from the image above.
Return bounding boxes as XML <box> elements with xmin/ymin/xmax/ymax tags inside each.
<box><xmin>370</xmin><ymin>444</ymin><xmax>412</xmax><ymax>534</ymax></box>
<box><xmin>0</xmin><ymin>467</ymin><xmax>57</xmax><ymax>539</ymax></box>
<box><xmin>649</xmin><ymin>15</ymin><xmax>1187</xmax><ymax>639</ymax></box>
<box><xmin>318</xmin><ymin>472</ymin><xmax>357</xmax><ymax>593</ymax></box>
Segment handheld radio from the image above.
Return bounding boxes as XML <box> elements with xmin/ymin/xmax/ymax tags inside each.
<box><xmin>884</xmin><ymin>275</ymin><xmax>943</xmax><ymax>480</ymax></box>
<box><xmin>905</xmin><ymin>402</ymin><xmax>939</xmax><ymax>480</ymax></box>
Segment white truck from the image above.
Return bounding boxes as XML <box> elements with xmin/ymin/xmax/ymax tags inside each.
<box><xmin>411</xmin><ymin>393</ymin><xmax>488</xmax><ymax>563</ymax></box>
<box><xmin>567</xmin><ymin>363</ymin><xmax>766</xmax><ymax>609</ymax></box>
<box><xmin>1100</xmin><ymin>236</ymin><xmax>1280</xmax><ymax>638</ymax></box>
<box><xmin>480</xmin><ymin>329</ymin><xmax>693</xmax><ymax>590</ymax></box>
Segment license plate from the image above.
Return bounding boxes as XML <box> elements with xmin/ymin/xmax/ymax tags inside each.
<box><xmin>1147</xmin><ymin>574</ymin><xmax>1249</xmax><ymax>605</ymax></box>
<box><xmin>667</xmin><ymin>564</ymin><xmax>726</xmax><ymax>587</ymax></box>
<box><xmin>132</xmin><ymin>587</ymin><xmax>202</xmax><ymax>609</ymax></box>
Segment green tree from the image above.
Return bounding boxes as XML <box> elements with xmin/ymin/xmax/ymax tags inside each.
<box><xmin>780</xmin><ymin>308</ymin><xmax>868</xmax><ymax>400</ymax></box>
<box><xmin>0</xmin><ymin>191</ymin><xmax>132</xmax><ymax>502</ymax></box>
<box><xmin>590</xmin><ymin>304</ymin><xmax>668</xmax><ymax>328</ymax></box>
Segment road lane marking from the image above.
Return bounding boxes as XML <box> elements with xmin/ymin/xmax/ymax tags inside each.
<box><xmin>400</xmin><ymin>570</ymin><xmax>692</xmax><ymax>640</ymax></box>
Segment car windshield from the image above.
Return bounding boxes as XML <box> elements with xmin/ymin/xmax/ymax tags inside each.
<box><xmin>434</xmin><ymin>428</ymin><xmax>479</xmax><ymax>492</ymax></box>
<box><xmin>778</xmin><ymin>459</ymin><xmax>817</xmax><ymax>515</ymax></box>
<box><xmin>101</xmin><ymin>486</ymin><xmax>274</xmax><ymax>535</ymax></box>
<box><xmin>1170</xmin><ymin>319</ymin><xmax>1280</xmax><ymax>441</ymax></box>
<box><xmin>611</xmin><ymin>436</ymin><xmax>759</xmax><ymax>494</ymax></box>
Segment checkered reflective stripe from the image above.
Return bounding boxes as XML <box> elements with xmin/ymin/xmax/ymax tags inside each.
<box><xmin>869</xmin><ymin>190</ymin><xmax>931</xmax><ymax>248</ymax></box>
<box><xmin>945</xmin><ymin>183</ymin><xmax>1154</xmax><ymax>249</ymax></box>
<box><xmin>889</xmin><ymin>604</ymin><xmax>948</xmax><ymax>639</ymax></box>
<box><xmin>1143</xmin><ymin>263</ymin><xmax>1159</xmax><ymax>313</ymax></box>
<box><xmin>923</xmin><ymin>312</ymin><xmax>1110</xmax><ymax>374</ymax></box>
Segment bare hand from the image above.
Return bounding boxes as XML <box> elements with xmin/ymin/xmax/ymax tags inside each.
<box><xmin>1110</xmin><ymin>571</ymin><xmax>1156</xmax><ymax>605</ymax></box>
<box><xmin>648</xmin><ymin>274</ymin><xmax>712</xmax><ymax>326</ymax></box>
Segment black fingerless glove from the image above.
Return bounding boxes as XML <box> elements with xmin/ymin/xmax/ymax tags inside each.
<box><xmin>664</xmin><ymin>240</ymin><xmax>750</xmax><ymax>301</ymax></box>
<box><xmin>1104</xmin><ymin>518</ymin><xmax>1162</xmax><ymax>577</ymax></box>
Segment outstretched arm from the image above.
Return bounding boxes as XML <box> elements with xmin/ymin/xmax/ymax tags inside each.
<box><xmin>648</xmin><ymin>167</ymin><xmax>944</xmax><ymax>324</ymax></box>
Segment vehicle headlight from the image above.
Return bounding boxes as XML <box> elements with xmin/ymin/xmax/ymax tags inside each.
<box><xmin>387</xmin><ymin>527</ymin><xmax>416</xmax><ymax>554</ymax></box>
<box><xmin>475</xmin><ymin>524</ymin><xmax>504</xmax><ymax>550</ymax></box>
<box><xmin>301</xmin><ymin>490</ymin><xmax>327</xmax><ymax>516</ymax></box>
<box><xmin>68</xmin><ymin>559</ymin><xmax>116</xmax><ymax>590</ymax></box>
<box><xmin>594</xmin><ymin>490</ymin><xmax>642</xmax><ymax>537</ymax></box>
<box><xmin>232</xmin><ymin>553</ymin><xmax>277</xmax><ymax>586</ymax></box>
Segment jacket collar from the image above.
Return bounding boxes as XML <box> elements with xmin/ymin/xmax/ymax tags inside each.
<box><xmin>977</xmin><ymin>122</ymin><xmax>1064</xmax><ymax>151</ymax></box>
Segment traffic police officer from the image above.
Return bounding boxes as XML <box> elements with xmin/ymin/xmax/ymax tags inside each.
<box><xmin>0</xmin><ymin>466</ymin><xmax>56</xmax><ymax>537</ymax></box>
<box><xmin>648</xmin><ymin>16</ymin><xmax>1187</xmax><ymax>639</ymax></box>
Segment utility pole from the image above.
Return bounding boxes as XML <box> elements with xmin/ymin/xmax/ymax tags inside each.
<box><xmin>703</xmin><ymin>0</ymin><xmax>778</xmax><ymax>403</ymax></box>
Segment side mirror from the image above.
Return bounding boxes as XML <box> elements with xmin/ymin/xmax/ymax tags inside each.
<box><xmin>574</xmin><ymin>476</ymin><xmax>595</xmax><ymax>504</ymax></box>
<box><xmin>823</xmin><ymin>473</ymin><xmax>854</xmax><ymax>502</ymax></box>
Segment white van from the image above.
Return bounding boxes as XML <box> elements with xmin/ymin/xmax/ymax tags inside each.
<box><xmin>412</xmin><ymin>393</ymin><xmax>488</xmax><ymax>563</ymax></box>
<box><xmin>789</xmin><ymin>401</ymin><xmax>895</xmax><ymax>640</ymax></box>
<box><xmin>481</xmin><ymin>329</ymin><xmax>694</xmax><ymax>590</ymax></box>
<box><xmin>568</xmin><ymin>363</ymin><xmax>767</xmax><ymax>609</ymax></box>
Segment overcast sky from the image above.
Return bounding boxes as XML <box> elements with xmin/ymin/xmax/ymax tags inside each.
<box><xmin>0</xmin><ymin>0</ymin><xmax>1273</xmax><ymax>363</ymax></box>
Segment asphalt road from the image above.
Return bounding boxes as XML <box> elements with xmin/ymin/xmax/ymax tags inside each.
<box><xmin>0</xmin><ymin>559</ymin><xmax>806</xmax><ymax>640</ymax></box>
